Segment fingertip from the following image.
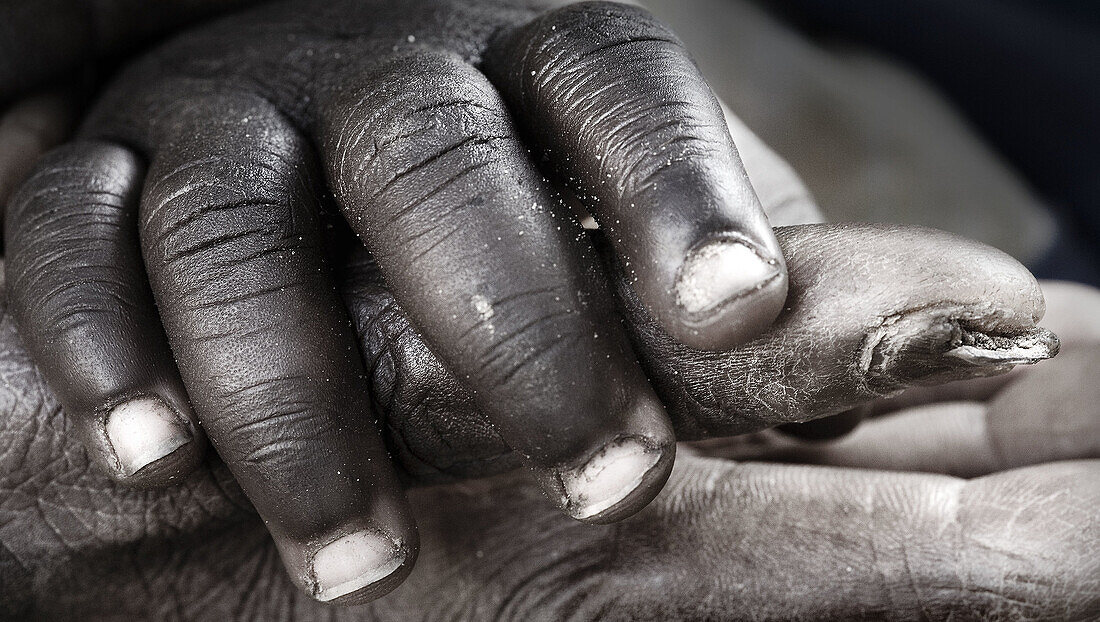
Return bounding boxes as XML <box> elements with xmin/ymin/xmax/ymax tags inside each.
<box><xmin>671</xmin><ymin>237</ymin><xmax>788</xmax><ymax>350</ymax></box>
<box><xmin>3</xmin><ymin>139</ymin><xmax>206</xmax><ymax>487</ymax></box>
<box><xmin>309</xmin><ymin>528</ymin><xmax>416</xmax><ymax>604</ymax></box>
<box><xmin>541</xmin><ymin>395</ymin><xmax>676</xmax><ymax>524</ymax></box>
<box><xmin>559</xmin><ymin>437</ymin><xmax>675</xmax><ymax>524</ymax></box>
<box><xmin>943</xmin><ymin>326</ymin><xmax>1060</xmax><ymax>366</ymax></box>
<box><xmin>274</xmin><ymin>513</ymin><xmax>419</xmax><ymax>606</ymax></box>
<box><xmin>101</xmin><ymin>395</ymin><xmax>204</xmax><ymax>487</ymax></box>
<box><xmin>675</xmin><ymin>238</ymin><xmax>782</xmax><ymax>317</ymax></box>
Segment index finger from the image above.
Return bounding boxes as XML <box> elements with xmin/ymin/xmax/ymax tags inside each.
<box><xmin>485</xmin><ymin>1</ymin><xmax>788</xmax><ymax>350</ymax></box>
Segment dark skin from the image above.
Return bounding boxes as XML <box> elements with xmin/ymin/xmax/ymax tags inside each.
<box><xmin>1</xmin><ymin>217</ymin><xmax>1073</xmax><ymax>614</ymax></box>
<box><xmin>345</xmin><ymin>222</ymin><xmax>1060</xmax><ymax>479</ymax></box>
<box><xmin>1</xmin><ymin>262</ymin><xmax>1096</xmax><ymax>620</ymax></box>
<box><xmin>5</xmin><ymin>0</ymin><xmax>796</xmax><ymax>603</ymax></box>
<box><xmin>0</xmin><ymin>0</ymin><xmax>1076</xmax><ymax>609</ymax></box>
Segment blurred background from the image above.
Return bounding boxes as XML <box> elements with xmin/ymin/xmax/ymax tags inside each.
<box><xmin>646</xmin><ymin>0</ymin><xmax>1099</xmax><ymax>286</ymax></box>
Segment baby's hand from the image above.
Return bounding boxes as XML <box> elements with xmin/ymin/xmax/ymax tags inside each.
<box><xmin>0</xmin><ymin>0</ymin><xmax>1058</xmax><ymax>606</ymax></box>
<box><xmin>4</xmin><ymin>0</ymin><xmax>793</xmax><ymax>603</ymax></box>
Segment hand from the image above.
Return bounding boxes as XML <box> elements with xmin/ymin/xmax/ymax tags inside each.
<box><xmin>4</xmin><ymin>0</ymin><xmax>798</xmax><ymax>602</ymax></box>
<box><xmin>1</xmin><ymin>277</ymin><xmax>1093</xmax><ymax>620</ymax></box>
<box><xmin>696</xmin><ymin>281</ymin><xmax>1100</xmax><ymax>476</ymax></box>
<box><xmin>1</xmin><ymin>222</ymin><xmax>1071</xmax><ymax>616</ymax></box>
<box><xmin>347</xmin><ymin>222</ymin><xmax>1058</xmax><ymax>480</ymax></box>
<box><xmin>0</xmin><ymin>0</ymin><xmax>1060</xmax><ymax>605</ymax></box>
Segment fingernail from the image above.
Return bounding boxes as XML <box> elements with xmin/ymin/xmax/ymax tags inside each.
<box><xmin>676</xmin><ymin>239</ymin><xmax>781</xmax><ymax>316</ymax></box>
<box><xmin>105</xmin><ymin>397</ymin><xmax>191</xmax><ymax>476</ymax></box>
<box><xmin>312</xmin><ymin>530</ymin><xmax>405</xmax><ymax>602</ymax></box>
<box><xmin>559</xmin><ymin>437</ymin><xmax>662</xmax><ymax>520</ymax></box>
<box><xmin>945</xmin><ymin>326</ymin><xmax>1060</xmax><ymax>365</ymax></box>
<box><xmin>860</xmin><ymin>310</ymin><xmax>1061</xmax><ymax>391</ymax></box>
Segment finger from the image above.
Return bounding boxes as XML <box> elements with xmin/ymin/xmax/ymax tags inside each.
<box><xmin>485</xmin><ymin>1</ymin><xmax>788</xmax><ymax>350</ymax></box>
<box><xmin>2</xmin><ymin>292</ymin><xmax>1094</xmax><ymax>620</ymax></box>
<box><xmin>395</xmin><ymin>455</ymin><xmax>1100</xmax><ymax>619</ymax></box>
<box><xmin>0</xmin><ymin>91</ymin><xmax>78</xmax><ymax>216</ymax></box>
<box><xmin>91</xmin><ymin>87</ymin><xmax>417</xmax><ymax>603</ymax></box>
<box><xmin>319</xmin><ymin>53</ymin><xmax>674</xmax><ymax>523</ymax></box>
<box><xmin>856</xmin><ymin>279</ymin><xmax>1100</xmax><ymax>418</ymax></box>
<box><xmin>335</xmin><ymin>93</ymin><xmax>827</xmax><ymax>483</ymax></box>
<box><xmin>694</xmin><ymin>403</ymin><xmax>1003</xmax><ymax>474</ymax></box>
<box><xmin>4</xmin><ymin>140</ymin><xmax>204</xmax><ymax>486</ymax></box>
<box><xmin>337</xmin><ymin>245</ymin><xmax>520</xmax><ymax>485</ymax></box>
<box><xmin>698</xmin><ymin>402</ymin><xmax>1053</xmax><ymax>478</ymax></box>
<box><xmin>700</xmin><ymin>345</ymin><xmax>1100</xmax><ymax>476</ymax></box>
<box><xmin>618</xmin><ymin>223</ymin><xmax>1059</xmax><ymax>438</ymax></box>
<box><xmin>333</xmin><ymin>223</ymin><xmax>1059</xmax><ymax>481</ymax></box>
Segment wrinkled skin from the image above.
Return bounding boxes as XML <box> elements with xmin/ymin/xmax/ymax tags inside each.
<box><xmin>1</xmin><ymin>276</ymin><xmax>1097</xmax><ymax>620</ymax></box>
<box><xmin>2</xmin><ymin>211</ymin><xmax>1093</xmax><ymax>620</ymax></box>
<box><xmin>347</xmin><ymin>222</ymin><xmax>1060</xmax><ymax>481</ymax></box>
<box><xmin>4</xmin><ymin>3</ymin><xmax>820</xmax><ymax>584</ymax></box>
<box><xmin>1</xmin><ymin>0</ymin><xmax>1093</xmax><ymax>615</ymax></box>
<box><xmin>700</xmin><ymin>281</ymin><xmax>1100</xmax><ymax>475</ymax></box>
<box><xmin>4</xmin><ymin>0</ymin><xmax>805</xmax><ymax>602</ymax></box>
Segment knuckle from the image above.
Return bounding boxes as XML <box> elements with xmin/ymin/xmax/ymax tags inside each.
<box><xmin>144</xmin><ymin>184</ymin><xmax>295</xmax><ymax>270</ymax></box>
<box><xmin>327</xmin><ymin>54</ymin><xmax>518</xmax><ymax>241</ymax></box>
<box><xmin>519</xmin><ymin>1</ymin><xmax>686</xmax><ymax>90</ymax></box>
<box><xmin>539</xmin><ymin>1</ymin><xmax>680</xmax><ymax>53</ymax></box>
<box><xmin>462</xmin><ymin>288</ymin><xmax>585</xmax><ymax>391</ymax></box>
<box><xmin>501</xmin><ymin>2</ymin><xmax>726</xmax><ymax>198</ymax></box>
<box><xmin>139</xmin><ymin>115</ymin><xmax>318</xmax><ymax>311</ymax></box>
<box><xmin>7</xmin><ymin>142</ymin><xmax>139</xmax><ymax>230</ymax></box>
<box><xmin>216</xmin><ymin>408</ymin><xmax>333</xmax><ymax>471</ymax></box>
<box><xmin>141</xmin><ymin>187</ymin><xmax>305</xmax><ymax>316</ymax></box>
<box><xmin>6</xmin><ymin>142</ymin><xmax>144</xmax><ymax>331</ymax></box>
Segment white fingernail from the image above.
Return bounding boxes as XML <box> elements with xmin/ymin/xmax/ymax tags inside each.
<box><xmin>560</xmin><ymin>438</ymin><xmax>661</xmax><ymax>520</ymax></box>
<box><xmin>945</xmin><ymin>326</ymin><xmax>1060</xmax><ymax>366</ymax></box>
<box><xmin>105</xmin><ymin>397</ymin><xmax>191</xmax><ymax>476</ymax></box>
<box><xmin>676</xmin><ymin>240</ymin><xmax>780</xmax><ymax>315</ymax></box>
<box><xmin>312</xmin><ymin>530</ymin><xmax>404</xmax><ymax>602</ymax></box>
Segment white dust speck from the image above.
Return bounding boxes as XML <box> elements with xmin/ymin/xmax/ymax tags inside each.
<box><xmin>472</xmin><ymin>294</ymin><xmax>496</xmax><ymax>334</ymax></box>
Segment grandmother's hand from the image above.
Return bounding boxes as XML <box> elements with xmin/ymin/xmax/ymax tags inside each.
<box><xmin>1</xmin><ymin>278</ymin><xmax>1094</xmax><ymax>620</ymax></box>
<box><xmin>2</xmin><ymin>224</ymin><xmax>1081</xmax><ymax>618</ymax></box>
<box><xmin>0</xmin><ymin>0</ymin><xmax>1066</xmax><ymax>606</ymax></box>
